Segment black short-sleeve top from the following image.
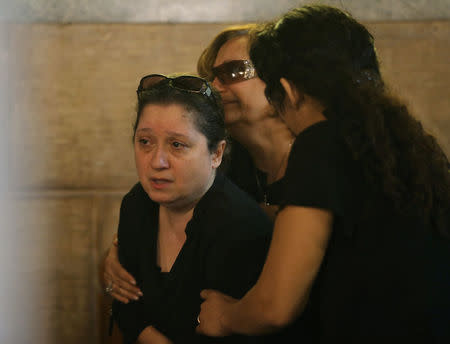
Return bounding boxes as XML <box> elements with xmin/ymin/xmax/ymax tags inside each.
<box><xmin>281</xmin><ymin>120</ymin><xmax>450</xmax><ymax>342</ymax></box>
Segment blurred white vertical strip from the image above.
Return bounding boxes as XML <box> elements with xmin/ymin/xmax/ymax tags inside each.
<box><xmin>0</xmin><ymin>24</ymin><xmax>20</xmax><ymax>343</ymax></box>
<box><xmin>0</xmin><ymin>13</ymin><xmax>47</xmax><ymax>344</ymax></box>
<box><xmin>0</xmin><ymin>27</ymin><xmax>22</xmax><ymax>344</ymax></box>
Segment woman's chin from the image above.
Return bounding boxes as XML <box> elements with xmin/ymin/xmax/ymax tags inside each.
<box><xmin>224</xmin><ymin>108</ymin><xmax>244</xmax><ymax>126</ymax></box>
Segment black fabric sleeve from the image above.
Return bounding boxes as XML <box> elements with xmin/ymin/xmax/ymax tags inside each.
<box><xmin>205</xmin><ymin>232</ymin><xmax>270</xmax><ymax>299</ymax></box>
<box><xmin>111</xmin><ymin>190</ymin><xmax>150</xmax><ymax>344</ymax></box>
<box><xmin>282</xmin><ymin>122</ymin><xmax>347</xmax><ymax>216</ymax></box>
<box><xmin>112</xmin><ymin>299</ymin><xmax>148</xmax><ymax>344</ymax></box>
<box><xmin>201</xmin><ymin>220</ymin><xmax>272</xmax><ymax>343</ymax></box>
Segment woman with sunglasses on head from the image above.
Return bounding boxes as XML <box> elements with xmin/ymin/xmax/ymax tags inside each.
<box><xmin>103</xmin><ymin>24</ymin><xmax>297</xmax><ymax>305</ymax></box>
<box><xmin>111</xmin><ymin>73</ymin><xmax>275</xmax><ymax>344</ymax></box>
<box><xmin>197</xmin><ymin>5</ymin><xmax>450</xmax><ymax>342</ymax></box>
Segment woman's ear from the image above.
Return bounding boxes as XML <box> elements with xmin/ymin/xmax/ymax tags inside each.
<box><xmin>280</xmin><ymin>78</ymin><xmax>304</xmax><ymax>109</ymax></box>
<box><xmin>211</xmin><ymin>140</ymin><xmax>226</xmax><ymax>169</ymax></box>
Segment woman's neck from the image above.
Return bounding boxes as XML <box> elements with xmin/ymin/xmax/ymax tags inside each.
<box><xmin>157</xmin><ymin>205</ymin><xmax>194</xmax><ymax>272</ymax></box>
<box><xmin>159</xmin><ymin>205</ymin><xmax>195</xmax><ymax>236</ymax></box>
<box><xmin>228</xmin><ymin>117</ymin><xmax>295</xmax><ymax>183</ymax></box>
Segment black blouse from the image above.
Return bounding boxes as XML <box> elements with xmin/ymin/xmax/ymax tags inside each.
<box><xmin>112</xmin><ymin>174</ymin><xmax>275</xmax><ymax>344</ymax></box>
<box><xmin>282</xmin><ymin>119</ymin><xmax>450</xmax><ymax>342</ymax></box>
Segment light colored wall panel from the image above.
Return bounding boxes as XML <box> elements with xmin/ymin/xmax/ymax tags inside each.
<box><xmin>370</xmin><ymin>21</ymin><xmax>450</xmax><ymax>153</ymax></box>
<box><xmin>11</xmin><ymin>194</ymin><xmax>98</xmax><ymax>344</ymax></box>
<box><xmin>96</xmin><ymin>195</ymin><xmax>122</xmax><ymax>261</ymax></box>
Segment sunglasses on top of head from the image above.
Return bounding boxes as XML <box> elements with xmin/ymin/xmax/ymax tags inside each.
<box><xmin>211</xmin><ymin>59</ymin><xmax>256</xmax><ymax>85</ymax></box>
<box><xmin>137</xmin><ymin>74</ymin><xmax>214</xmax><ymax>101</ymax></box>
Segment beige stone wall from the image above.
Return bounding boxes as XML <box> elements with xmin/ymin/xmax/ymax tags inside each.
<box><xmin>5</xmin><ymin>21</ymin><xmax>449</xmax><ymax>343</ymax></box>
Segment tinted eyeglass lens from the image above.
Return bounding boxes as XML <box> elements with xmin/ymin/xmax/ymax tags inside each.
<box><xmin>139</xmin><ymin>74</ymin><xmax>168</xmax><ymax>90</ymax></box>
<box><xmin>171</xmin><ymin>76</ymin><xmax>205</xmax><ymax>92</ymax></box>
<box><xmin>212</xmin><ymin>60</ymin><xmax>255</xmax><ymax>84</ymax></box>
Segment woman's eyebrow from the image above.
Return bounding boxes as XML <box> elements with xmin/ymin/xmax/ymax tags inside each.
<box><xmin>136</xmin><ymin>128</ymin><xmax>152</xmax><ymax>134</ymax></box>
<box><xmin>166</xmin><ymin>131</ymin><xmax>190</xmax><ymax>140</ymax></box>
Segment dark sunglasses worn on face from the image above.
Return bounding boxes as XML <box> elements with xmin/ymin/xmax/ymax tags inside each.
<box><xmin>211</xmin><ymin>59</ymin><xmax>256</xmax><ymax>85</ymax></box>
<box><xmin>137</xmin><ymin>74</ymin><xmax>213</xmax><ymax>100</ymax></box>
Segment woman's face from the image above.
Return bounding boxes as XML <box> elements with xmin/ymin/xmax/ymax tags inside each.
<box><xmin>212</xmin><ymin>36</ymin><xmax>274</xmax><ymax>126</ymax></box>
<box><xmin>134</xmin><ymin>103</ymin><xmax>222</xmax><ymax>210</ymax></box>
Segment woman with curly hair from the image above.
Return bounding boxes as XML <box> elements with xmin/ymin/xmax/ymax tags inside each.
<box><xmin>197</xmin><ymin>5</ymin><xmax>450</xmax><ymax>342</ymax></box>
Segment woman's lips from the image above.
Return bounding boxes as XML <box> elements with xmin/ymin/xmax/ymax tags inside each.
<box><xmin>149</xmin><ymin>178</ymin><xmax>172</xmax><ymax>190</ymax></box>
<box><xmin>222</xmin><ymin>100</ymin><xmax>238</xmax><ymax>105</ymax></box>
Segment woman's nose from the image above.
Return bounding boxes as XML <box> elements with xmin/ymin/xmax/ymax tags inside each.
<box><xmin>150</xmin><ymin>146</ymin><xmax>169</xmax><ymax>169</ymax></box>
<box><xmin>211</xmin><ymin>76</ymin><xmax>226</xmax><ymax>92</ymax></box>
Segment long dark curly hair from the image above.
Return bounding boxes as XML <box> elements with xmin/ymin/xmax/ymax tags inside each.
<box><xmin>250</xmin><ymin>5</ymin><xmax>450</xmax><ymax>236</ymax></box>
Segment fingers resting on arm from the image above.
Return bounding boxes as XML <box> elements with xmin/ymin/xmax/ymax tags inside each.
<box><xmin>103</xmin><ymin>234</ymin><xmax>142</xmax><ymax>303</ymax></box>
<box><xmin>196</xmin><ymin>289</ymin><xmax>237</xmax><ymax>337</ymax></box>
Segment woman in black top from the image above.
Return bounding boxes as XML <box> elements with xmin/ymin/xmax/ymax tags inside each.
<box><xmin>197</xmin><ymin>5</ymin><xmax>450</xmax><ymax>342</ymax></box>
<box><xmin>103</xmin><ymin>24</ymin><xmax>294</xmax><ymax>304</ymax></box>
<box><xmin>112</xmin><ymin>74</ymin><xmax>273</xmax><ymax>343</ymax></box>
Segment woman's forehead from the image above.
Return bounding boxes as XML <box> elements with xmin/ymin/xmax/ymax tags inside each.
<box><xmin>139</xmin><ymin>103</ymin><xmax>194</xmax><ymax>126</ymax></box>
<box><xmin>214</xmin><ymin>36</ymin><xmax>250</xmax><ymax>66</ymax></box>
